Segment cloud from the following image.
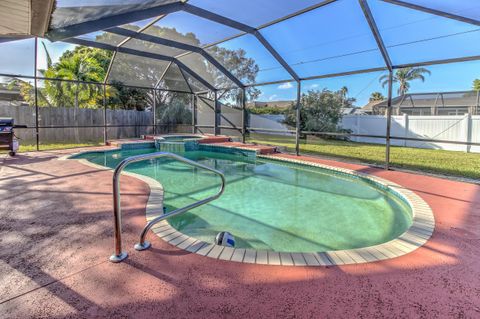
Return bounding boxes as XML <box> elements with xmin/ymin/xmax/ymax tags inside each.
<box><xmin>310</xmin><ymin>84</ymin><xmax>319</xmax><ymax>88</ymax></box>
<box><xmin>278</xmin><ymin>82</ymin><xmax>293</xmax><ymax>89</ymax></box>
<box><xmin>268</xmin><ymin>94</ymin><xmax>278</xmax><ymax>101</ymax></box>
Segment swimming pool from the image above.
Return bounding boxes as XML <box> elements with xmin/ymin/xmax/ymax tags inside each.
<box><xmin>73</xmin><ymin>145</ymin><xmax>418</xmax><ymax>254</ymax></box>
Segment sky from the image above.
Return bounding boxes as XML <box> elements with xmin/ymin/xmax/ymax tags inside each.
<box><xmin>1</xmin><ymin>0</ymin><xmax>480</xmax><ymax>106</ymax></box>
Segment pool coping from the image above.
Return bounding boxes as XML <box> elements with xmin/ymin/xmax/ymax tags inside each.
<box><xmin>63</xmin><ymin>144</ymin><xmax>435</xmax><ymax>267</ymax></box>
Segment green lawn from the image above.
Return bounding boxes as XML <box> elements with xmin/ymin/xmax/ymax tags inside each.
<box><xmin>2</xmin><ymin>136</ymin><xmax>479</xmax><ymax>180</ymax></box>
<box><xmin>1</xmin><ymin>142</ymin><xmax>103</xmax><ymax>153</ymax></box>
<box><xmin>247</xmin><ymin>133</ymin><xmax>480</xmax><ymax>180</ymax></box>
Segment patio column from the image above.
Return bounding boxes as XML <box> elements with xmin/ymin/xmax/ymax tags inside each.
<box><xmin>241</xmin><ymin>87</ymin><xmax>246</xmax><ymax>143</ymax></box>
<box><xmin>385</xmin><ymin>70</ymin><xmax>393</xmax><ymax>170</ymax></box>
<box><xmin>295</xmin><ymin>81</ymin><xmax>301</xmax><ymax>156</ymax></box>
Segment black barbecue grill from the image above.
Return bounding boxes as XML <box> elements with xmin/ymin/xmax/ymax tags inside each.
<box><xmin>0</xmin><ymin>118</ymin><xmax>27</xmax><ymax>156</ymax></box>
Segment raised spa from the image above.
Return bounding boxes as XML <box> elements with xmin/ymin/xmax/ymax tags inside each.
<box><xmin>74</xmin><ymin>146</ymin><xmax>413</xmax><ymax>253</ymax></box>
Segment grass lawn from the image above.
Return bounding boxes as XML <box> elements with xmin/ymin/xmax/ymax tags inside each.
<box><xmin>247</xmin><ymin>133</ymin><xmax>480</xmax><ymax>180</ymax></box>
<box><xmin>1</xmin><ymin>142</ymin><xmax>103</xmax><ymax>154</ymax></box>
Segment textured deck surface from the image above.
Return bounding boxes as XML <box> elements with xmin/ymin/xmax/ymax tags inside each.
<box><xmin>0</xmin><ymin>147</ymin><xmax>479</xmax><ymax>318</ymax></box>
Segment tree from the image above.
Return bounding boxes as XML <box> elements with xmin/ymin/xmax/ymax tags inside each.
<box><xmin>284</xmin><ymin>89</ymin><xmax>349</xmax><ymax>132</ymax></box>
<box><xmin>380</xmin><ymin>67</ymin><xmax>431</xmax><ymax>95</ymax></box>
<box><xmin>339</xmin><ymin>86</ymin><xmax>348</xmax><ymax>107</ymax></box>
<box><xmin>43</xmin><ymin>53</ymin><xmax>104</xmax><ymax>109</ymax></box>
<box><xmin>473</xmin><ymin>79</ymin><xmax>480</xmax><ymax>91</ymax></box>
<box><xmin>369</xmin><ymin>92</ymin><xmax>385</xmax><ymax>102</ymax></box>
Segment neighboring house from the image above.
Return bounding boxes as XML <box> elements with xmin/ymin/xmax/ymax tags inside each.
<box><xmin>361</xmin><ymin>90</ymin><xmax>480</xmax><ymax>116</ymax></box>
<box><xmin>0</xmin><ymin>87</ymin><xmax>22</xmax><ymax>101</ymax></box>
<box><xmin>0</xmin><ymin>87</ymin><xmax>26</xmax><ymax>106</ymax></box>
<box><xmin>342</xmin><ymin>107</ymin><xmax>366</xmax><ymax>115</ymax></box>
<box><xmin>361</xmin><ymin>100</ymin><xmax>384</xmax><ymax>115</ymax></box>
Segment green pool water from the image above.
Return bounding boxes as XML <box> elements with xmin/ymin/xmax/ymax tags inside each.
<box><xmin>75</xmin><ymin>147</ymin><xmax>413</xmax><ymax>252</ymax></box>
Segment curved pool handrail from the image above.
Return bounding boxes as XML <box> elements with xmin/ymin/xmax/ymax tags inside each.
<box><xmin>109</xmin><ymin>151</ymin><xmax>226</xmax><ymax>263</ymax></box>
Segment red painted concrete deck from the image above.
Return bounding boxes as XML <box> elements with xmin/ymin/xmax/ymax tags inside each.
<box><xmin>0</xmin><ymin>146</ymin><xmax>479</xmax><ymax>318</ymax></box>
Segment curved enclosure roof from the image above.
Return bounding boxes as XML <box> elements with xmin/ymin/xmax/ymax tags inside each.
<box><xmin>18</xmin><ymin>0</ymin><xmax>480</xmax><ymax>92</ymax></box>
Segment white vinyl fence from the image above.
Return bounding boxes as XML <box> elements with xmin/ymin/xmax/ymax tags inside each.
<box><xmin>242</xmin><ymin>113</ymin><xmax>479</xmax><ymax>153</ymax></box>
<box><xmin>341</xmin><ymin>114</ymin><xmax>480</xmax><ymax>153</ymax></box>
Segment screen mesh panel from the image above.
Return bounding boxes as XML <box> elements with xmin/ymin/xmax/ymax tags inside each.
<box><xmin>158</xmin><ymin>63</ymin><xmax>192</xmax><ymax>92</ymax></box>
<box><xmin>143</xmin><ymin>11</ymin><xmax>241</xmax><ymax>47</ymax></box>
<box><xmin>369</xmin><ymin>0</ymin><xmax>480</xmax><ymax>65</ymax></box>
<box><xmin>107</xmin><ymin>52</ymin><xmax>170</xmax><ymax>87</ymax></box>
<box><xmin>188</xmin><ymin>0</ymin><xmax>322</xmax><ymax>28</ymax></box>
<box><xmin>260</xmin><ymin>0</ymin><xmax>386</xmax><ymax>78</ymax></box>
<box><xmin>50</xmin><ymin>0</ymin><xmax>177</xmax><ymax>29</ymax></box>
<box><xmin>206</xmin><ymin>34</ymin><xmax>292</xmax><ymax>85</ymax></box>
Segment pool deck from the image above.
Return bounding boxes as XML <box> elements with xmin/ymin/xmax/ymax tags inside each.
<box><xmin>0</xmin><ymin>144</ymin><xmax>479</xmax><ymax>318</ymax></box>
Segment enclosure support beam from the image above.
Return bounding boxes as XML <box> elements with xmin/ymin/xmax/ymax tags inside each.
<box><xmin>103</xmin><ymin>84</ymin><xmax>107</xmax><ymax>144</ymax></box>
<box><xmin>295</xmin><ymin>81</ymin><xmax>301</xmax><ymax>156</ymax></box>
<box><xmin>359</xmin><ymin>0</ymin><xmax>392</xmax><ymax>71</ymax></box>
<box><xmin>34</xmin><ymin>37</ymin><xmax>39</xmax><ymax>151</ymax></box>
<box><xmin>192</xmin><ymin>94</ymin><xmax>196</xmax><ymax>134</ymax></box>
<box><xmin>153</xmin><ymin>89</ymin><xmax>157</xmax><ymax>135</ymax></box>
<box><xmin>214</xmin><ymin>90</ymin><xmax>220</xmax><ymax>136</ymax></box>
<box><xmin>385</xmin><ymin>71</ymin><xmax>393</xmax><ymax>170</ymax></box>
<box><xmin>241</xmin><ymin>87</ymin><xmax>247</xmax><ymax>144</ymax></box>
<box><xmin>383</xmin><ymin>0</ymin><xmax>480</xmax><ymax>27</ymax></box>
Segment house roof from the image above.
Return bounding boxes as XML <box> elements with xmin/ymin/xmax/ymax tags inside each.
<box><xmin>0</xmin><ymin>0</ymin><xmax>54</xmax><ymax>38</ymax></box>
<box><xmin>363</xmin><ymin>91</ymin><xmax>479</xmax><ymax>109</ymax></box>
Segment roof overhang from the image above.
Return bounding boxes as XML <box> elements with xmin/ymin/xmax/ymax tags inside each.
<box><xmin>0</xmin><ymin>0</ymin><xmax>55</xmax><ymax>38</ymax></box>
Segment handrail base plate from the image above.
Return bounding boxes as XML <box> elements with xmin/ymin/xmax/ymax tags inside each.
<box><xmin>109</xmin><ymin>252</ymin><xmax>128</xmax><ymax>263</ymax></box>
<box><xmin>134</xmin><ymin>241</ymin><xmax>151</xmax><ymax>251</ymax></box>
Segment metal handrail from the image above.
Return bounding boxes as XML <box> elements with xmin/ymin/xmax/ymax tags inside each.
<box><xmin>109</xmin><ymin>151</ymin><xmax>226</xmax><ymax>263</ymax></box>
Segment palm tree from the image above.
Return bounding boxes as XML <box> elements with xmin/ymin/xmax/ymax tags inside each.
<box><xmin>44</xmin><ymin>54</ymin><xmax>103</xmax><ymax>141</ymax></box>
<box><xmin>380</xmin><ymin>67</ymin><xmax>431</xmax><ymax>96</ymax></box>
<box><xmin>340</xmin><ymin>86</ymin><xmax>348</xmax><ymax>107</ymax></box>
<box><xmin>472</xmin><ymin>79</ymin><xmax>480</xmax><ymax>91</ymax></box>
<box><xmin>369</xmin><ymin>92</ymin><xmax>385</xmax><ymax>102</ymax></box>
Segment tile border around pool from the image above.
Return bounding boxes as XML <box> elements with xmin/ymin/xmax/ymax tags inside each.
<box><xmin>64</xmin><ymin>146</ymin><xmax>435</xmax><ymax>267</ymax></box>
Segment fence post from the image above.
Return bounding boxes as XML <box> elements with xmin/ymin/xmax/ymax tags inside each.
<box><xmin>403</xmin><ymin>113</ymin><xmax>408</xmax><ymax>147</ymax></box>
<box><xmin>465</xmin><ymin>113</ymin><xmax>472</xmax><ymax>153</ymax></box>
<box><xmin>214</xmin><ymin>90</ymin><xmax>220</xmax><ymax>136</ymax></box>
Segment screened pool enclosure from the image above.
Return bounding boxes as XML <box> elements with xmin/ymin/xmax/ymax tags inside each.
<box><xmin>1</xmin><ymin>0</ymin><xmax>480</xmax><ymax>168</ymax></box>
